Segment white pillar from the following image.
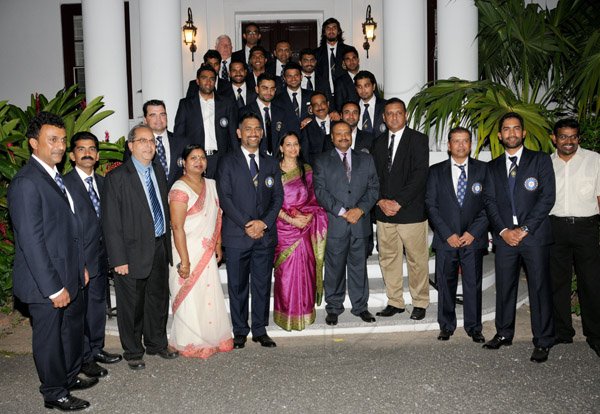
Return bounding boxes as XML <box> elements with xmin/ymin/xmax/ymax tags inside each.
<box><xmin>382</xmin><ymin>0</ymin><xmax>427</xmax><ymax>103</ymax></box>
<box><xmin>82</xmin><ymin>0</ymin><xmax>129</xmax><ymax>142</ymax></box>
<box><xmin>139</xmin><ymin>0</ymin><xmax>183</xmax><ymax>131</ymax></box>
<box><xmin>437</xmin><ymin>0</ymin><xmax>478</xmax><ymax>80</ymax></box>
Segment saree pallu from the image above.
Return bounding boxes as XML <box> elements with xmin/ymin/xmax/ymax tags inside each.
<box><xmin>168</xmin><ymin>179</ymin><xmax>233</xmax><ymax>358</ymax></box>
<box><xmin>274</xmin><ymin>166</ymin><xmax>328</xmax><ymax>331</ymax></box>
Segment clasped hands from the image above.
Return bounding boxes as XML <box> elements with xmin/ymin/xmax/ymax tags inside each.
<box><xmin>446</xmin><ymin>232</ymin><xmax>475</xmax><ymax>248</ymax></box>
<box><xmin>342</xmin><ymin>208</ymin><xmax>364</xmax><ymax>224</ymax></box>
<box><xmin>500</xmin><ymin>227</ymin><xmax>528</xmax><ymax>247</ymax></box>
<box><xmin>378</xmin><ymin>199</ymin><xmax>401</xmax><ymax>217</ymax></box>
<box><xmin>245</xmin><ymin>220</ymin><xmax>267</xmax><ymax>239</ymax></box>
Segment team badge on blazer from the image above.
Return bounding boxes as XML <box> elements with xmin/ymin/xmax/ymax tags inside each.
<box><xmin>265</xmin><ymin>176</ymin><xmax>275</xmax><ymax>188</ymax></box>
<box><xmin>219</xmin><ymin>117</ymin><xmax>229</xmax><ymax>128</ymax></box>
<box><xmin>275</xmin><ymin>121</ymin><xmax>283</xmax><ymax>132</ymax></box>
<box><xmin>524</xmin><ymin>177</ymin><xmax>538</xmax><ymax>191</ymax></box>
<box><xmin>471</xmin><ymin>182</ymin><xmax>483</xmax><ymax>194</ymax></box>
<box><xmin>379</xmin><ymin>123</ymin><xmax>387</xmax><ymax>134</ymax></box>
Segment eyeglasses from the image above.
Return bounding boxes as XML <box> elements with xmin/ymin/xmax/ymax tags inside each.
<box><xmin>556</xmin><ymin>134</ymin><xmax>579</xmax><ymax>141</ymax></box>
<box><xmin>246</xmin><ymin>31</ymin><xmax>258</xmax><ymax>35</ymax></box>
<box><xmin>132</xmin><ymin>138</ymin><xmax>156</xmax><ymax>145</ymax></box>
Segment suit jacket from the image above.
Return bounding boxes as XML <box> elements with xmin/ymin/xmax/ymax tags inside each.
<box><xmin>273</xmin><ymin>87</ymin><xmax>311</xmax><ymax>121</ymax></box>
<box><xmin>231</xmin><ymin>48</ymin><xmax>248</xmax><ymax>65</ymax></box>
<box><xmin>426</xmin><ymin>158</ymin><xmax>489</xmax><ymax>251</ymax></box>
<box><xmin>63</xmin><ymin>170</ymin><xmax>108</xmax><ymax>278</ymax></box>
<box><xmin>216</xmin><ymin>148</ymin><xmax>284</xmax><ymax>249</ymax></box>
<box><xmin>186</xmin><ymin>78</ymin><xmax>235</xmax><ymax>101</ymax></box>
<box><xmin>230</xmin><ymin>83</ymin><xmax>258</xmax><ymax>109</ymax></box>
<box><xmin>334</xmin><ymin>72</ymin><xmax>359</xmax><ymax>112</ymax></box>
<box><xmin>8</xmin><ymin>158</ymin><xmax>83</xmax><ymax>303</ymax></box>
<box><xmin>301</xmin><ymin>118</ymin><xmax>333</xmax><ymax>165</ymax></box>
<box><xmin>353</xmin><ymin>129</ymin><xmax>374</xmax><ymax>153</ymax></box>
<box><xmin>174</xmin><ymin>94</ymin><xmax>238</xmax><ymax>153</ymax></box>
<box><xmin>313</xmin><ymin>148</ymin><xmax>379</xmax><ymax>238</ymax></box>
<box><xmin>314</xmin><ymin>42</ymin><xmax>354</xmax><ymax>93</ymax></box>
<box><xmin>102</xmin><ymin>158</ymin><xmax>173</xmax><ymax>279</ymax></box>
<box><xmin>484</xmin><ymin>147</ymin><xmax>555</xmax><ymax>246</ymax></box>
<box><xmin>361</xmin><ymin>96</ymin><xmax>387</xmax><ymax>136</ymax></box>
<box><xmin>238</xmin><ymin>100</ymin><xmax>300</xmax><ymax>157</ymax></box>
<box><xmin>372</xmin><ymin>127</ymin><xmax>429</xmax><ymax>223</ymax></box>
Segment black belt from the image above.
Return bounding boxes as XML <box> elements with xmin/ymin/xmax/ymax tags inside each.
<box><xmin>155</xmin><ymin>234</ymin><xmax>166</xmax><ymax>241</ymax></box>
<box><xmin>550</xmin><ymin>215</ymin><xmax>599</xmax><ymax>224</ymax></box>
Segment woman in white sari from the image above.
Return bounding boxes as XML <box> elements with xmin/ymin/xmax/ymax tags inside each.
<box><xmin>168</xmin><ymin>145</ymin><xmax>233</xmax><ymax>358</ymax></box>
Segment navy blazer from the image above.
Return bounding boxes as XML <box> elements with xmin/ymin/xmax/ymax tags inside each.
<box><xmin>426</xmin><ymin>158</ymin><xmax>489</xmax><ymax>251</ymax></box>
<box><xmin>314</xmin><ymin>42</ymin><xmax>354</xmax><ymax>93</ymax></box>
<box><xmin>273</xmin><ymin>87</ymin><xmax>311</xmax><ymax>122</ymax></box>
<box><xmin>361</xmin><ymin>96</ymin><xmax>387</xmax><ymax>136</ymax></box>
<box><xmin>313</xmin><ymin>148</ymin><xmax>379</xmax><ymax>238</ymax></box>
<box><xmin>484</xmin><ymin>147</ymin><xmax>555</xmax><ymax>246</ymax></box>
<box><xmin>186</xmin><ymin>78</ymin><xmax>235</xmax><ymax>101</ymax></box>
<box><xmin>216</xmin><ymin>148</ymin><xmax>284</xmax><ymax>249</ymax></box>
<box><xmin>333</xmin><ymin>72</ymin><xmax>359</xmax><ymax>112</ymax></box>
<box><xmin>173</xmin><ymin>94</ymin><xmax>238</xmax><ymax>153</ymax></box>
<box><xmin>8</xmin><ymin>158</ymin><xmax>84</xmax><ymax>303</ymax></box>
<box><xmin>353</xmin><ymin>129</ymin><xmax>374</xmax><ymax>153</ymax></box>
<box><xmin>300</xmin><ymin>118</ymin><xmax>334</xmax><ymax>165</ymax></box>
<box><xmin>63</xmin><ymin>170</ymin><xmax>108</xmax><ymax>278</ymax></box>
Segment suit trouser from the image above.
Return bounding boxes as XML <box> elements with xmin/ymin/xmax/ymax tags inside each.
<box><xmin>29</xmin><ymin>290</ymin><xmax>84</xmax><ymax>401</ymax></box>
<box><xmin>226</xmin><ymin>245</ymin><xmax>274</xmax><ymax>337</ymax></box>
<box><xmin>376</xmin><ymin>220</ymin><xmax>430</xmax><ymax>309</ymax></box>
<box><xmin>435</xmin><ymin>248</ymin><xmax>484</xmax><ymax>333</ymax></box>
<box><xmin>82</xmin><ymin>270</ymin><xmax>108</xmax><ymax>362</ymax></box>
<box><xmin>550</xmin><ymin>216</ymin><xmax>600</xmax><ymax>346</ymax></box>
<box><xmin>114</xmin><ymin>236</ymin><xmax>169</xmax><ymax>360</ymax></box>
<box><xmin>494</xmin><ymin>243</ymin><xmax>555</xmax><ymax>347</ymax></box>
<box><xmin>324</xmin><ymin>231</ymin><xmax>369</xmax><ymax>316</ymax></box>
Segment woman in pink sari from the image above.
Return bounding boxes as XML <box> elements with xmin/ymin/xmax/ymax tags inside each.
<box><xmin>168</xmin><ymin>145</ymin><xmax>233</xmax><ymax>357</ymax></box>
<box><xmin>274</xmin><ymin>132</ymin><xmax>328</xmax><ymax>331</ymax></box>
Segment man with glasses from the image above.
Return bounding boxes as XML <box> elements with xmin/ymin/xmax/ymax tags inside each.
<box><xmin>232</xmin><ymin>22</ymin><xmax>263</xmax><ymax>66</ymax></box>
<box><xmin>103</xmin><ymin>124</ymin><xmax>177</xmax><ymax>371</ymax></box>
<box><xmin>549</xmin><ymin>118</ymin><xmax>600</xmax><ymax>358</ymax></box>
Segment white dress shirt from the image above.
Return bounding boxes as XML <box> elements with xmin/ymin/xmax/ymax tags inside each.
<box><xmin>359</xmin><ymin>95</ymin><xmax>376</xmax><ymax>131</ymax></box>
<box><xmin>200</xmin><ymin>95</ymin><xmax>218</xmax><ymax>151</ymax></box>
<box><xmin>450</xmin><ymin>157</ymin><xmax>469</xmax><ymax>194</ymax></box>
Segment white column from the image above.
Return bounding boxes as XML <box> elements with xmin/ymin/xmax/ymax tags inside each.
<box><xmin>437</xmin><ymin>0</ymin><xmax>478</xmax><ymax>80</ymax></box>
<box><xmin>382</xmin><ymin>0</ymin><xmax>427</xmax><ymax>103</ymax></box>
<box><xmin>139</xmin><ymin>0</ymin><xmax>183</xmax><ymax>131</ymax></box>
<box><xmin>82</xmin><ymin>0</ymin><xmax>129</xmax><ymax>142</ymax></box>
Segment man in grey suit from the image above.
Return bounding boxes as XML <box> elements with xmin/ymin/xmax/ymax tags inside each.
<box><xmin>313</xmin><ymin>121</ymin><xmax>380</xmax><ymax>325</ymax></box>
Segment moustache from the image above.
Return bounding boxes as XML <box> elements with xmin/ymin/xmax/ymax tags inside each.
<box><xmin>81</xmin><ymin>156</ymin><xmax>95</xmax><ymax>161</ymax></box>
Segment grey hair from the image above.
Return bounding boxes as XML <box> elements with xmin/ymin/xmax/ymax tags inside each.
<box><xmin>215</xmin><ymin>34</ymin><xmax>232</xmax><ymax>47</ymax></box>
<box><xmin>127</xmin><ymin>123</ymin><xmax>152</xmax><ymax>142</ymax></box>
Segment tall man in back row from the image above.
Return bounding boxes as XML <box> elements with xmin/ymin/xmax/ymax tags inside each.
<box><xmin>483</xmin><ymin>112</ymin><xmax>555</xmax><ymax>363</ymax></box>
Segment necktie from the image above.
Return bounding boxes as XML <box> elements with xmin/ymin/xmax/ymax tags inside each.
<box><xmin>263</xmin><ymin>106</ymin><xmax>272</xmax><ymax>154</ymax></box>
<box><xmin>456</xmin><ymin>164</ymin><xmax>467</xmax><ymax>207</ymax></box>
<box><xmin>85</xmin><ymin>176</ymin><xmax>101</xmax><ymax>217</ymax></box>
<box><xmin>144</xmin><ymin>168</ymin><xmax>164</xmax><ymax>236</ymax></box>
<box><xmin>362</xmin><ymin>103</ymin><xmax>373</xmax><ymax>133</ymax></box>
<box><xmin>387</xmin><ymin>134</ymin><xmax>395</xmax><ymax>172</ymax></box>
<box><xmin>54</xmin><ymin>172</ymin><xmax>67</xmax><ymax>195</ymax></box>
<box><xmin>221</xmin><ymin>60</ymin><xmax>228</xmax><ymax>80</ymax></box>
<box><xmin>329</xmin><ymin>47</ymin><xmax>336</xmax><ymax>80</ymax></box>
<box><xmin>342</xmin><ymin>152</ymin><xmax>351</xmax><ymax>182</ymax></box>
<box><xmin>320</xmin><ymin>121</ymin><xmax>326</xmax><ymax>133</ymax></box>
<box><xmin>292</xmin><ymin>92</ymin><xmax>299</xmax><ymax>118</ymax></box>
<box><xmin>249</xmin><ymin>153</ymin><xmax>259</xmax><ymax>189</ymax></box>
<box><xmin>155</xmin><ymin>135</ymin><xmax>168</xmax><ymax>176</ymax></box>
<box><xmin>305</xmin><ymin>75</ymin><xmax>314</xmax><ymax>91</ymax></box>
<box><xmin>236</xmin><ymin>87</ymin><xmax>245</xmax><ymax>109</ymax></box>
<box><xmin>508</xmin><ymin>156</ymin><xmax>518</xmax><ymax>218</ymax></box>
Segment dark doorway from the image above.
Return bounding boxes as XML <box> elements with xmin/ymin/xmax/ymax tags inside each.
<box><xmin>241</xmin><ymin>20</ymin><xmax>318</xmax><ymax>61</ymax></box>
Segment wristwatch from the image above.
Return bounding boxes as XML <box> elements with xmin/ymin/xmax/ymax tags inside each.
<box><xmin>520</xmin><ymin>225</ymin><xmax>529</xmax><ymax>233</ymax></box>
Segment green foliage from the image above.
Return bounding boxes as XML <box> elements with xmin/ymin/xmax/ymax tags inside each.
<box><xmin>0</xmin><ymin>87</ymin><xmax>123</xmax><ymax>307</ymax></box>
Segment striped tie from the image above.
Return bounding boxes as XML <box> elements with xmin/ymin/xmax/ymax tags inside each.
<box><xmin>85</xmin><ymin>176</ymin><xmax>101</xmax><ymax>217</ymax></box>
<box><xmin>456</xmin><ymin>164</ymin><xmax>467</xmax><ymax>207</ymax></box>
<box><xmin>144</xmin><ymin>167</ymin><xmax>164</xmax><ymax>236</ymax></box>
<box><xmin>54</xmin><ymin>172</ymin><xmax>67</xmax><ymax>195</ymax></box>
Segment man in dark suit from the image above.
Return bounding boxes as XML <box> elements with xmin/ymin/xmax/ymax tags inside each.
<box><xmin>229</xmin><ymin>60</ymin><xmax>258</xmax><ymax>110</ymax></box>
<box><xmin>231</xmin><ymin>22</ymin><xmax>262</xmax><ymax>66</ymax></box>
<box><xmin>372</xmin><ymin>98</ymin><xmax>430</xmax><ymax>321</ymax></box>
<box><xmin>273</xmin><ymin>62</ymin><xmax>311</xmax><ymax>122</ymax></box>
<box><xmin>300</xmin><ymin>91</ymin><xmax>334</xmax><ymax>165</ymax></box>
<box><xmin>333</xmin><ymin>47</ymin><xmax>361</xmax><ymax>112</ymax></box>
<box><xmin>299</xmin><ymin>48</ymin><xmax>331</xmax><ymax>99</ymax></box>
<box><xmin>186</xmin><ymin>50</ymin><xmax>234</xmax><ymax>101</ymax></box>
<box><xmin>215</xmin><ymin>34</ymin><xmax>233</xmax><ymax>80</ymax></box>
<box><xmin>266</xmin><ymin>40</ymin><xmax>292</xmax><ymax>78</ymax></box>
<box><xmin>102</xmin><ymin>124</ymin><xmax>177</xmax><ymax>371</ymax></box>
<box><xmin>355</xmin><ymin>70</ymin><xmax>386</xmax><ymax>136</ymax></box>
<box><xmin>313</xmin><ymin>121</ymin><xmax>380</xmax><ymax>325</ymax></box>
<box><xmin>175</xmin><ymin>64</ymin><xmax>238</xmax><ymax>178</ymax></box>
<box><xmin>238</xmin><ymin>72</ymin><xmax>299</xmax><ymax>157</ymax></box>
<box><xmin>425</xmin><ymin>127</ymin><xmax>489</xmax><ymax>343</ymax></box>
<box><xmin>483</xmin><ymin>112</ymin><xmax>556</xmax><ymax>363</ymax></box>
<box><xmin>314</xmin><ymin>18</ymin><xmax>353</xmax><ymax>97</ymax></box>
<box><xmin>216</xmin><ymin>112</ymin><xmax>284</xmax><ymax>349</ymax></box>
<box><xmin>246</xmin><ymin>46</ymin><xmax>268</xmax><ymax>89</ymax></box>
<box><xmin>341</xmin><ymin>100</ymin><xmax>373</xmax><ymax>153</ymax></box>
<box><xmin>8</xmin><ymin>112</ymin><xmax>95</xmax><ymax>411</ymax></box>
<box><xmin>64</xmin><ymin>132</ymin><xmax>123</xmax><ymax>380</ymax></box>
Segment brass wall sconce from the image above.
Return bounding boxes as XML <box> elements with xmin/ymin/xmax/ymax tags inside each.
<box><xmin>182</xmin><ymin>7</ymin><xmax>198</xmax><ymax>61</ymax></box>
<box><xmin>362</xmin><ymin>5</ymin><xmax>377</xmax><ymax>58</ymax></box>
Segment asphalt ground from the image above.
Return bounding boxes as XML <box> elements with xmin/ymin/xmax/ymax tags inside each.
<box><xmin>1</xmin><ymin>306</ymin><xmax>598</xmax><ymax>414</ymax></box>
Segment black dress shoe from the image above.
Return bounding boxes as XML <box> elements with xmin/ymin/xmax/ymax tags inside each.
<box><xmin>147</xmin><ymin>346</ymin><xmax>179</xmax><ymax>359</ymax></box>
<box><xmin>233</xmin><ymin>335</ymin><xmax>247</xmax><ymax>349</ymax></box>
<box><xmin>554</xmin><ymin>336</ymin><xmax>573</xmax><ymax>345</ymax></box>
<box><xmin>80</xmin><ymin>361</ymin><xmax>108</xmax><ymax>378</ymax></box>
<box><xmin>68</xmin><ymin>376</ymin><xmax>99</xmax><ymax>391</ymax></box>
<box><xmin>468</xmin><ymin>331</ymin><xmax>486</xmax><ymax>343</ymax></box>
<box><xmin>325</xmin><ymin>313</ymin><xmax>338</xmax><ymax>326</ymax></box>
<box><xmin>376</xmin><ymin>305</ymin><xmax>405</xmax><ymax>317</ymax></box>
<box><xmin>93</xmin><ymin>350</ymin><xmax>122</xmax><ymax>364</ymax></box>
<box><xmin>530</xmin><ymin>346</ymin><xmax>550</xmax><ymax>363</ymax></box>
<box><xmin>358</xmin><ymin>310</ymin><xmax>376</xmax><ymax>323</ymax></box>
<box><xmin>252</xmin><ymin>334</ymin><xmax>277</xmax><ymax>348</ymax></box>
<box><xmin>437</xmin><ymin>329</ymin><xmax>453</xmax><ymax>341</ymax></box>
<box><xmin>482</xmin><ymin>334</ymin><xmax>513</xmax><ymax>349</ymax></box>
<box><xmin>44</xmin><ymin>394</ymin><xmax>90</xmax><ymax>411</ymax></box>
<box><xmin>410</xmin><ymin>307</ymin><xmax>426</xmax><ymax>320</ymax></box>
<box><xmin>127</xmin><ymin>359</ymin><xmax>145</xmax><ymax>370</ymax></box>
